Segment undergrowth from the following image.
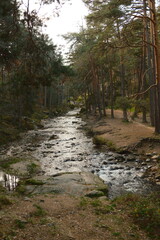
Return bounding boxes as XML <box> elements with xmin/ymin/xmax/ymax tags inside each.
<box><xmin>0</xmin><ymin>157</ymin><xmax>25</xmax><ymax>170</ymax></box>
<box><xmin>93</xmin><ymin>135</ymin><xmax>117</xmax><ymax>150</ymax></box>
<box><xmin>114</xmin><ymin>193</ymin><xmax>160</xmax><ymax>239</ymax></box>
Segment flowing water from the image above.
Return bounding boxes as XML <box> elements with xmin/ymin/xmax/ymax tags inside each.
<box><xmin>0</xmin><ymin>109</ymin><xmax>159</xmax><ymax>198</ymax></box>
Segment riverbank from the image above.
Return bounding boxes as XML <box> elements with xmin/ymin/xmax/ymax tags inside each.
<box><xmin>84</xmin><ymin>109</ymin><xmax>157</xmax><ymax>152</ymax></box>
<box><xmin>1</xmin><ymin>191</ymin><xmax>160</xmax><ymax>240</ymax></box>
<box><xmin>0</xmin><ymin>109</ymin><xmax>160</xmax><ymax>240</ymax></box>
<box><xmin>0</xmin><ymin>105</ymin><xmax>70</xmax><ymax>146</ymax></box>
<box><xmin>83</xmin><ymin>109</ymin><xmax>160</xmax><ymax>185</ymax></box>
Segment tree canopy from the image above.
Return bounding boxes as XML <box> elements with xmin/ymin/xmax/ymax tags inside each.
<box><xmin>66</xmin><ymin>0</ymin><xmax>160</xmax><ymax>133</ymax></box>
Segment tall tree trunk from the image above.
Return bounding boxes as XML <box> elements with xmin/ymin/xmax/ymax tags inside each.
<box><xmin>143</xmin><ymin>0</ymin><xmax>155</xmax><ymax>125</ymax></box>
<box><xmin>144</xmin><ymin>0</ymin><xmax>156</xmax><ymax>126</ymax></box>
<box><xmin>90</xmin><ymin>55</ymin><xmax>102</xmax><ymax>118</ymax></box>
<box><xmin>148</xmin><ymin>0</ymin><xmax>160</xmax><ymax>133</ymax></box>
<box><xmin>87</xmin><ymin>87</ymin><xmax>92</xmax><ymax>113</ymax></box>
<box><xmin>118</xmin><ymin>25</ymin><xmax>127</xmax><ymax>120</ymax></box>
<box><xmin>84</xmin><ymin>90</ymin><xmax>88</xmax><ymax>117</ymax></box>
<box><xmin>141</xmin><ymin>30</ymin><xmax>147</xmax><ymax>123</ymax></box>
<box><xmin>101</xmin><ymin>70</ymin><xmax>106</xmax><ymax>116</ymax></box>
<box><xmin>109</xmin><ymin>69</ymin><xmax>114</xmax><ymax>119</ymax></box>
<box><xmin>44</xmin><ymin>86</ymin><xmax>47</xmax><ymax>107</ymax></box>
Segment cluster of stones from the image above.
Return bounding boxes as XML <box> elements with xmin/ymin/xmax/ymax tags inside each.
<box><xmin>143</xmin><ymin>153</ymin><xmax>160</xmax><ymax>185</ymax></box>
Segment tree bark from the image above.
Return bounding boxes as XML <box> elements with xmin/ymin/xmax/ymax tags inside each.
<box><xmin>101</xmin><ymin>70</ymin><xmax>106</xmax><ymax>116</ymax></box>
<box><xmin>143</xmin><ymin>0</ymin><xmax>155</xmax><ymax>126</ymax></box>
<box><xmin>148</xmin><ymin>0</ymin><xmax>160</xmax><ymax>133</ymax></box>
<box><xmin>109</xmin><ymin>69</ymin><xmax>114</xmax><ymax>119</ymax></box>
<box><xmin>90</xmin><ymin>55</ymin><xmax>102</xmax><ymax>118</ymax></box>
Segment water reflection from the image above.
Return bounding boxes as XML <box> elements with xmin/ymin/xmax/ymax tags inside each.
<box><xmin>0</xmin><ymin>171</ymin><xmax>19</xmax><ymax>191</ymax></box>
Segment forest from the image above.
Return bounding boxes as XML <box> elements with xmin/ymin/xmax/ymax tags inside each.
<box><xmin>1</xmin><ymin>0</ymin><xmax>160</xmax><ymax>138</ymax></box>
<box><xmin>67</xmin><ymin>0</ymin><xmax>160</xmax><ymax>133</ymax></box>
<box><xmin>0</xmin><ymin>1</ymin><xmax>160</xmax><ymax>240</ymax></box>
<box><xmin>0</xmin><ymin>0</ymin><xmax>73</xmax><ymax>144</ymax></box>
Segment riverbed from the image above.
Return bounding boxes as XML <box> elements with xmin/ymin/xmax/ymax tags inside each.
<box><xmin>0</xmin><ymin>109</ymin><xmax>159</xmax><ymax>198</ymax></box>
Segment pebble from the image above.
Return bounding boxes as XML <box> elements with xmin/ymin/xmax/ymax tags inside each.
<box><xmin>151</xmin><ymin>166</ymin><xmax>159</xmax><ymax>171</ymax></box>
<box><xmin>146</xmin><ymin>153</ymin><xmax>153</xmax><ymax>156</ymax></box>
<box><xmin>102</xmin><ymin>161</ymin><xmax>108</xmax><ymax>165</ymax></box>
<box><xmin>135</xmin><ymin>159</ymin><xmax>140</xmax><ymax>162</ymax></box>
<box><xmin>141</xmin><ymin>162</ymin><xmax>147</xmax><ymax>166</ymax></box>
<box><xmin>155</xmin><ymin>175</ymin><xmax>160</xmax><ymax>180</ymax></box>
<box><xmin>125</xmin><ymin>167</ymin><xmax>131</xmax><ymax>170</ymax></box>
<box><xmin>126</xmin><ymin>155</ymin><xmax>136</xmax><ymax>161</ymax></box>
<box><xmin>107</xmin><ymin>157</ymin><xmax>115</xmax><ymax>161</ymax></box>
<box><xmin>146</xmin><ymin>158</ymin><xmax>150</xmax><ymax>162</ymax></box>
<box><xmin>24</xmin><ymin>197</ymin><xmax>32</xmax><ymax>202</ymax></box>
<box><xmin>151</xmin><ymin>155</ymin><xmax>160</xmax><ymax>160</ymax></box>
<box><xmin>108</xmin><ymin>152</ymin><xmax>114</xmax><ymax>156</ymax></box>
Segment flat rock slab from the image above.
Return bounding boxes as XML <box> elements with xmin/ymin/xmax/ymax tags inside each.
<box><xmin>25</xmin><ymin>172</ymin><xmax>108</xmax><ymax>196</ymax></box>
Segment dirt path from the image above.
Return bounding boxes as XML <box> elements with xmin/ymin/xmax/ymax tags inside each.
<box><xmin>1</xmin><ymin>193</ymin><xmax>153</xmax><ymax>240</ymax></box>
<box><xmin>85</xmin><ymin>109</ymin><xmax>159</xmax><ymax>153</ymax></box>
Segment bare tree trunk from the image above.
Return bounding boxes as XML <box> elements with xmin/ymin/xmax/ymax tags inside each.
<box><xmin>90</xmin><ymin>55</ymin><xmax>102</xmax><ymax>118</ymax></box>
<box><xmin>101</xmin><ymin>70</ymin><xmax>106</xmax><ymax>116</ymax></box>
<box><xmin>44</xmin><ymin>86</ymin><xmax>47</xmax><ymax>107</ymax></box>
<box><xmin>143</xmin><ymin>0</ymin><xmax>155</xmax><ymax>126</ymax></box>
<box><xmin>109</xmin><ymin>69</ymin><xmax>114</xmax><ymax>119</ymax></box>
<box><xmin>84</xmin><ymin>90</ymin><xmax>88</xmax><ymax>117</ymax></box>
<box><xmin>117</xmin><ymin>22</ymin><xmax>127</xmax><ymax>120</ymax></box>
<box><xmin>148</xmin><ymin>0</ymin><xmax>160</xmax><ymax>133</ymax></box>
<box><xmin>142</xmin><ymin>6</ymin><xmax>148</xmax><ymax>123</ymax></box>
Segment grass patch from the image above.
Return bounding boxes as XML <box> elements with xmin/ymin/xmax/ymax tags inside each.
<box><xmin>79</xmin><ymin>197</ymin><xmax>89</xmax><ymax>208</ymax></box>
<box><xmin>94</xmin><ymin>204</ymin><xmax>116</xmax><ymax>215</ymax></box>
<box><xmin>90</xmin><ymin>199</ymin><xmax>102</xmax><ymax>207</ymax></box>
<box><xmin>114</xmin><ymin>193</ymin><xmax>160</xmax><ymax>239</ymax></box>
<box><xmin>131</xmin><ymin>197</ymin><xmax>160</xmax><ymax>238</ymax></box>
<box><xmin>31</xmin><ymin>204</ymin><xmax>46</xmax><ymax>217</ymax></box>
<box><xmin>79</xmin><ymin>197</ymin><xmax>115</xmax><ymax>215</ymax></box>
<box><xmin>97</xmin><ymin>186</ymin><xmax>109</xmax><ymax>196</ymax></box>
<box><xmin>93</xmin><ymin>136</ymin><xmax>108</xmax><ymax>146</ymax></box>
<box><xmin>93</xmin><ymin>136</ymin><xmax>117</xmax><ymax>150</ymax></box>
<box><xmin>27</xmin><ymin>163</ymin><xmax>38</xmax><ymax>175</ymax></box>
<box><xmin>0</xmin><ymin>157</ymin><xmax>24</xmax><ymax>170</ymax></box>
<box><xmin>16</xmin><ymin>182</ymin><xmax>26</xmax><ymax>195</ymax></box>
<box><xmin>25</xmin><ymin>179</ymin><xmax>44</xmax><ymax>185</ymax></box>
<box><xmin>112</xmin><ymin>232</ymin><xmax>121</xmax><ymax>237</ymax></box>
<box><xmin>0</xmin><ymin>195</ymin><xmax>12</xmax><ymax>209</ymax></box>
<box><xmin>14</xmin><ymin>219</ymin><xmax>27</xmax><ymax>229</ymax></box>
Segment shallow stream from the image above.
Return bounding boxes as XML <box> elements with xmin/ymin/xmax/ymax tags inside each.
<box><xmin>0</xmin><ymin>109</ymin><xmax>159</xmax><ymax>198</ymax></box>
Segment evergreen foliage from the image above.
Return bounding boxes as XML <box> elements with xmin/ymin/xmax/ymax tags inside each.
<box><xmin>0</xmin><ymin>0</ymin><xmax>73</xmax><ymax>136</ymax></box>
<box><xmin>67</xmin><ymin>0</ymin><xmax>160</xmax><ymax>132</ymax></box>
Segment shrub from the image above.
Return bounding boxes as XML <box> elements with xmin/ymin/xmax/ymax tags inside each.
<box><xmin>93</xmin><ymin>136</ymin><xmax>108</xmax><ymax>146</ymax></box>
<box><xmin>115</xmin><ymin>97</ymin><xmax>132</xmax><ymax>111</ymax></box>
<box><xmin>27</xmin><ymin>163</ymin><xmax>38</xmax><ymax>175</ymax></box>
<box><xmin>0</xmin><ymin>195</ymin><xmax>12</xmax><ymax>209</ymax></box>
<box><xmin>93</xmin><ymin>136</ymin><xmax>116</xmax><ymax>150</ymax></box>
<box><xmin>25</xmin><ymin>179</ymin><xmax>44</xmax><ymax>185</ymax></box>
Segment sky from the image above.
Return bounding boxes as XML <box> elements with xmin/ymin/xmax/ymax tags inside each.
<box><xmin>44</xmin><ymin>0</ymin><xmax>88</xmax><ymax>55</ymax></box>
<box><xmin>22</xmin><ymin>0</ymin><xmax>89</xmax><ymax>56</ymax></box>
